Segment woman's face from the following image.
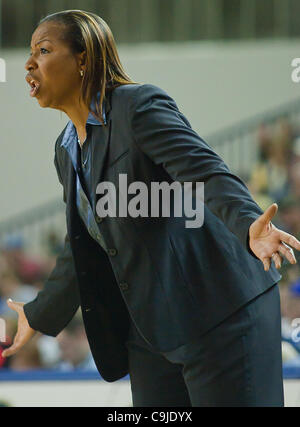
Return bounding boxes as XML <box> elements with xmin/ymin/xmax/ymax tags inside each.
<box><xmin>25</xmin><ymin>21</ymin><xmax>84</xmax><ymax>111</ymax></box>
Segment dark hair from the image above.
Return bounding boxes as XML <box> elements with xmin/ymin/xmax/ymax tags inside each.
<box><xmin>38</xmin><ymin>10</ymin><xmax>137</xmax><ymax>125</ymax></box>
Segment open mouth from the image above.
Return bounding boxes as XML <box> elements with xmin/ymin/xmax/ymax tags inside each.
<box><xmin>29</xmin><ymin>79</ymin><xmax>40</xmax><ymax>97</ymax></box>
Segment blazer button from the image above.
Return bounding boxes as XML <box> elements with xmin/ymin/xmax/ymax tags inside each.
<box><xmin>119</xmin><ymin>282</ymin><xmax>129</xmax><ymax>291</ymax></box>
<box><xmin>96</xmin><ymin>216</ymin><xmax>103</xmax><ymax>223</ymax></box>
<box><xmin>96</xmin><ymin>233</ymin><xmax>103</xmax><ymax>242</ymax></box>
<box><xmin>108</xmin><ymin>248</ymin><xmax>117</xmax><ymax>256</ymax></box>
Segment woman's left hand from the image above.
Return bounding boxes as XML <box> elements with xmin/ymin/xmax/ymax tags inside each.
<box><xmin>249</xmin><ymin>203</ymin><xmax>300</xmax><ymax>271</ymax></box>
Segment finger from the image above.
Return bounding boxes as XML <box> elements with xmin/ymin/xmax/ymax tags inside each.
<box><xmin>272</xmin><ymin>252</ymin><xmax>283</xmax><ymax>269</ymax></box>
<box><xmin>2</xmin><ymin>342</ymin><xmax>22</xmax><ymax>358</ymax></box>
<box><xmin>273</xmin><ymin>252</ymin><xmax>283</xmax><ymax>269</ymax></box>
<box><xmin>253</xmin><ymin>204</ymin><xmax>278</xmax><ymax>235</ymax></box>
<box><xmin>2</xmin><ymin>326</ymin><xmax>24</xmax><ymax>357</ymax></box>
<box><xmin>6</xmin><ymin>299</ymin><xmax>23</xmax><ymax>314</ymax></box>
<box><xmin>278</xmin><ymin>242</ymin><xmax>297</xmax><ymax>265</ymax></box>
<box><xmin>262</xmin><ymin>256</ymin><xmax>271</xmax><ymax>271</ymax></box>
<box><xmin>278</xmin><ymin>231</ymin><xmax>300</xmax><ymax>251</ymax></box>
<box><xmin>260</xmin><ymin>203</ymin><xmax>278</xmax><ymax>224</ymax></box>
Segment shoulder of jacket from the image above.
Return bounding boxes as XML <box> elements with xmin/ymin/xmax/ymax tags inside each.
<box><xmin>112</xmin><ymin>83</ymin><xmax>170</xmax><ymax>103</ymax></box>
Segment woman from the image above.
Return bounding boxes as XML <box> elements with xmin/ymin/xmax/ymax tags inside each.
<box><xmin>3</xmin><ymin>10</ymin><xmax>300</xmax><ymax>407</ymax></box>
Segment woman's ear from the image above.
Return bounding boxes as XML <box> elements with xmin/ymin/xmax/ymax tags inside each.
<box><xmin>77</xmin><ymin>50</ymin><xmax>87</xmax><ymax>70</ymax></box>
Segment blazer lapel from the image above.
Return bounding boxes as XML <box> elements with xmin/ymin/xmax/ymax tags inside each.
<box><xmin>65</xmin><ymin>89</ymin><xmax>124</xmax><ymax>222</ymax></box>
<box><xmin>91</xmin><ymin>123</ymin><xmax>112</xmax><ymax>215</ymax></box>
<box><xmin>65</xmin><ymin>157</ymin><xmax>77</xmax><ymax>236</ymax></box>
<box><xmin>91</xmin><ymin>91</ymin><xmax>114</xmax><ymax>215</ymax></box>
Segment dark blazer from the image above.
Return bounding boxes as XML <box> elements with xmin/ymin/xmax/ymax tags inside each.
<box><xmin>24</xmin><ymin>83</ymin><xmax>281</xmax><ymax>382</ymax></box>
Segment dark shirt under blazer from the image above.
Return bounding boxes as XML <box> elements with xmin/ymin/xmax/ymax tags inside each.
<box><xmin>24</xmin><ymin>83</ymin><xmax>282</xmax><ymax>381</ymax></box>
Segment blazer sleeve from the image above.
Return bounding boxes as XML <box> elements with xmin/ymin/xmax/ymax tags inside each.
<box><xmin>129</xmin><ymin>84</ymin><xmax>263</xmax><ymax>259</ymax></box>
<box><xmin>23</xmin><ymin>142</ymin><xmax>80</xmax><ymax>337</ymax></box>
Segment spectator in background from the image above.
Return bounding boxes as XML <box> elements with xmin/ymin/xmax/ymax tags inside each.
<box><xmin>0</xmin><ymin>254</ymin><xmax>39</xmax><ymax>370</ymax></box>
<box><xmin>246</xmin><ymin>118</ymin><xmax>300</xmax><ymax>342</ymax></box>
<box><xmin>0</xmin><ymin>257</ymin><xmax>38</xmax><ymax>319</ymax></box>
<box><xmin>286</xmin><ymin>158</ymin><xmax>300</xmax><ymax>201</ymax></box>
<box><xmin>248</xmin><ymin>118</ymin><xmax>293</xmax><ymax>205</ymax></box>
<box><xmin>280</xmin><ymin>280</ymin><xmax>300</xmax><ymax>363</ymax></box>
<box><xmin>0</xmin><ymin>233</ymin><xmax>66</xmax><ymax>372</ymax></box>
<box><xmin>8</xmin><ymin>334</ymin><xmax>43</xmax><ymax>371</ymax></box>
<box><xmin>54</xmin><ymin>312</ymin><xmax>97</xmax><ymax>372</ymax></box>
<box><xmin>278</xmin><ymin>197</ymin><xmax>300</xmax><ymax>241</ymax></box>
<box><xmin>44</xmin><ymin>230</ymin><xmax>64</xmax><ymax>257</ymax></box>
<box><xmin>1</xmin><ymin>235</ymin><xmax>45</xmax><ymax>285</ymax></box>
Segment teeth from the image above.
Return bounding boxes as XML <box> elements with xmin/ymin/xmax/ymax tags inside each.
<box><xmin>29</xmin><ymin>80</ymin><xmax>38</xmax><ymax>88</ymax></box>
<box><xmin>27</xmin><ymin>77</ymin><xmax>40</xmax><ymax>95</ymax></box>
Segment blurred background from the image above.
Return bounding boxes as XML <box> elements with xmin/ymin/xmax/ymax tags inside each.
<box><xmin>1</xmin><ymin>0</ymin><xmax>300</xmax><ymax>406</ymax></box>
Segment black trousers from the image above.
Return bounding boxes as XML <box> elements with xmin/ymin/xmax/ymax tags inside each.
<box><xmin>125</xmin><ymin>283</ymin><xmax>284</xmax><ymax>407</ymax></box>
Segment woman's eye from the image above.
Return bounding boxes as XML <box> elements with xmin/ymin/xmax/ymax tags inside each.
<box><xmin>28</xmin><ymin>48</ymin><xmax>49</xmax><ymax>57</ymax></box>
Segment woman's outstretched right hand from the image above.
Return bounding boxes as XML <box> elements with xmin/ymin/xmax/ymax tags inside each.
<box><xmin>2</xmin><ymin>299</ymin><xmax>36</xmax><ymax>358</ymax></box>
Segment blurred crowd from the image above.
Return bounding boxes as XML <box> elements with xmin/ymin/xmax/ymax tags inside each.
<box><xmin>1</xmin><ymin>115</ymin><xmax>300</xmax><ymax>372</ymax></box>
<box><xmin>247</xmin><ymin>117</ymin><xmax>300</xmax><ymax>282</ymax></box>
<box><xmin>0</xmin><ymin>233</ymin><xmax>97</xmax><ymax>372</ymax></box>
<box><xmin>246</xmin><ymin>117</ymin><xmax>300</xmax><ymax>365</ymax></box>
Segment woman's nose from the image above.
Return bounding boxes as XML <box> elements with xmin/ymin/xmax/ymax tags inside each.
<box><xmin>24</xmin><ymin>57</ymin><xmax>36</xmax><ymax>72</ymax></box>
